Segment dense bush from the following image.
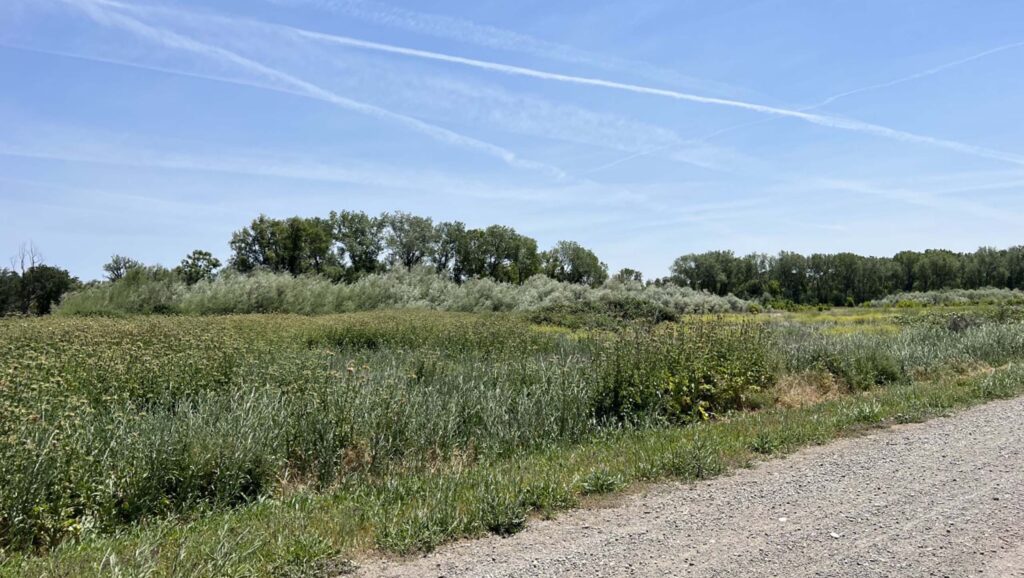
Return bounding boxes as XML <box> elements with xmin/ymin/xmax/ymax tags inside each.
<box><xmin>0</xmin><ymin>265</ymin><xmax>79</xmax><ymax>316</ymax></box>
<box><xmin>595</xmin><ymin>320</ymin><xmax>776</xmax><ymax>423</ymax></box>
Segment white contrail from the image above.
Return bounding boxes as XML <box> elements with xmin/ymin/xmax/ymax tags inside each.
<box><xmin>582</xmin><ymin>144</ymin><xmax>677</xmax><ymax>175</ymax></box>
<box><xmin>277</xmin><ymin>27</ymin><xmax>1024</xmax><ymax>167</ymax></box>
<box><xmin>60</xmin><ymin>0</ymin><xmax>738</xmax><ymax>173</ymax></box>
<box><xmin>263</xmin><ymin>0</ymin><xmax>739</xmax><ymax>95</ymax></box>
<box><xmin>49</xmin><ymin>0</ymin><xmax>565</xmax><ymax>178</ymax></box>
<box><xmin>689</xmin><ymin>40</ymin><xmax>1024</xmax><ymax>145</ymax></box>
<box><xmin>86</xmin><ymin>0</ymin><xmax>1024</xmax><ymax>167</ymax></box>
<box><xmin>815</xmin><ymin>40</ymin><xmax>1024</xmax><ymax>108</ymax></box>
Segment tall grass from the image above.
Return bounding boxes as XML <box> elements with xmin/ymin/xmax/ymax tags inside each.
<box><xmin>2</xmin><ymin>311</ymin><xmax>1023</xmax><ymax>563</ymax></box>
<box><xmin>6</xmin><ymin>363</ymin><xmax>1024</xmax><ymax>578</ymax></box>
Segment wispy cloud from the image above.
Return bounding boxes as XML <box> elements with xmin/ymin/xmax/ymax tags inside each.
<box><xmin>394</xmin><ymin>76</ymin><xmax>745</xmax><ymax>172</ymax></box>
<box><xmin>269</xmin><ymin>26</ymin><xmax>1024</xmax><ymax>168</ymax></box>
<box><xmin>77</xmin><ymin>0</ymin><xmax>1024</xmax><ymax>169</ymax></box>
<box><xmin>264</xmin><ymin>0</ymin><xmax>742</xmax><ymax>96</ymax></box>
<box><xmin>690</xmin><ymin>39</ymin><xmax>1024</xmax><ymax>145</ymax></box>
<box><xmin>0</xmin><ymin>121</ymin><xmax>775</xmax><ymax>234</ymax></box>
<box><xmin>44</xmin><ymin>0</ymin><xmax>566</xmax><ymax>179</ymax></box>
<box><xmin>778</xmin><ymin>177</ymin><xmax>1024</xmax><ymax>224</ymax></box>
<box><xmin>0</xmin><ymin>137</ymin><xmax>557</xmax><ymax>202</ymax></box>
<box><xmin>17</xmin><ymin>0</ymin><xmax>745</xmax><ymax>174</ymax></box>
<box><xmin>0</xmin><ymin>125</ymin><xmax>697</xmax><ymax>213</ymax></box>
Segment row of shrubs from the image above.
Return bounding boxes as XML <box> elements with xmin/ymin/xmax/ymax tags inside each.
<box><xmin>55</xmin><ymin>267</ymin><xmax>751</xmax><ymax>320</ymax></box>
<box><xmin>869</xmin><ymin>287</ymin><xmax>1024</xmax><ymax>307</ymax></box>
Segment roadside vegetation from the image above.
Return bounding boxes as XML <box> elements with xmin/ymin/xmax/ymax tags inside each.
<box><xmin>3</xmin><ymin>306</ymin><xmax>1024</xmax><ymax>576</ymax></box>
<box><xmin>5</xmin><ymin>212</ymin><xmax>1024</xmax><ymax>576</ymax></box>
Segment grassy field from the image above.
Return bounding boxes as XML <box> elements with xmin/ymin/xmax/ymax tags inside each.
<box><xmin>2</xmin><ymin>307</ymin><xmax>1023</xmax><ymax>576</ymax></box>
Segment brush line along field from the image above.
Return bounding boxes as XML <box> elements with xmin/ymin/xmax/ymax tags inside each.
<box><xmin>2</xmin><ymin>307</ymin><xmax>1024</xmax><ymax>576</ymax></box>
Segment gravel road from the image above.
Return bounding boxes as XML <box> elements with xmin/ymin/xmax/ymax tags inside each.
<box><xmin>355</xmin><ymin>396</ymin><xmax>1024</xmax><ymax>578</ymax></box>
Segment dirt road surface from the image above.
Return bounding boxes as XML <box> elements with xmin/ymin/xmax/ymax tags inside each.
<box><xmin>355</xmin><ymin>397</ymin><xmax>1024</xmax><ymax>577</ymax></box>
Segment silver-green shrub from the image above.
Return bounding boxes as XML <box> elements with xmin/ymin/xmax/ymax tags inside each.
<box><xmin>58</xmin><ymin>267</ymin><xmax>750</xmax><ymax>316</ymax></box>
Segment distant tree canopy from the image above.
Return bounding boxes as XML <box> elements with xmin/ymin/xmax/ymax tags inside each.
<box><xmin>21</xmin><ymin>266</ymin><xmax>78</xmax><ymax>315</ymax></box>
<box><xmin>176</xmin><ymin>250</ymin><xmax>222</xmax><ymax>285</ymax></box>
<box><xmin>225</xmin><ymin>212</ymin><xmax>563</xmax><ymax>286</ymax></box>
<box><xmin>541</xmin><ymin>241</ymin><xmax>608</xmax><ymax>287</ymax></box>
<box><xmin>229</xmin><ymin>215</ymin><xmax>339</xmax><ymax>278</ymax></box>
<box><xmin>669</xmin><ymin>247</ymin><xmax>1024</xmax><ymax>306</ymax></box>
<box><xmin>613</xmin><ymin>268</ymin><xmax>644</xmax><ymax>283</ymax></box>
<box><xmin>1</xmin><ymin>248</ymin><xmax>80</xmax><ymax>316</ymax></box>
<box><xmin>103</xmin><ymin>255</ymin><xmax>143</xmax><ymax>282</ymax></box>
<box><xmin>385</xmin><ymin>212</ymin><xmax>438</xmax><ymax>271</ymax></box>
<box><xmin>10</xmin><ymin>210</ymin><xmax>1024</xmax><ymax>316</ymax></box>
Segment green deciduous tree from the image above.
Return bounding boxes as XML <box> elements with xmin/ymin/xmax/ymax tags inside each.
<box><xmin>103</xmin><ymin>255</ymin><xmax>143</xmax><ymax>282</ymax></box>
<box><xmin>331</xmin><ymin>210</ymin><xmax>387</xmax><ymax>279</ymax></box>
<box><xmin>541</xmin><ymin>241</ymin><xmax>608</xmax><ymax>287</ymax></box>
<box><xmin>0</xmin><ymin>269</ymin><xmax>22</xmax><ymax>315</ymax></box>
<box><xmin>432</xmin><ymin>221</ymin><xmax>466</xmax><ymax>278</ymax></box>
<box><xmin>385</xmin><ymin>212</ymin><xmax>439</xmax><ymax>270</ymax></box>
<box><xmin>670</xmin><ymin>251</ymin><xmax>739</xmax><ymax>295</ymax></box>
<box><xmin>21</xmin><ymin>265</ymin><xmax>78</xmax><ymax>315</ymax></box>
<box><xmin>613</xmin><ymin>268</ymin><xmax>644</xmax><ymax>283</ymax></box>
<box><xmin>176</xmin><ymin>250</ymin><xmax>223</xmax><ymax>285</ymax></box>
<box><xmin>229</xmin><ymin>215</ymin><xmax>339</xmax><ymax>277</ymax></box>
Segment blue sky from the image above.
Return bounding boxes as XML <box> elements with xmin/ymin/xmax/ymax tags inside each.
<box><xmin>2</xmin><ymin>0</ymin><xmax>1023</xmax><ymax>280</ymax></box>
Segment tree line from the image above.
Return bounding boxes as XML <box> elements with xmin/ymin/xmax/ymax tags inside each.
<box><xmin>668</xmin><ymin>247</ymin><xmax>1024</xmax><ymax>306</ymax></box>
<box><xmin>227</xmin><ymin>211</ymin><xmax>611</xmax><ymax>286</ymax></box>
<box><xmin>4</xmin><ymin>209</ymin><xmax>1024</xmax><ymax>315</ymax></box>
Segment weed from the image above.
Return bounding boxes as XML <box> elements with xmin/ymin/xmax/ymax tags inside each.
<box><xmin>576</xmin><ymin>469</ymin><xmax>625</xmax><ymax>496</ymax></box>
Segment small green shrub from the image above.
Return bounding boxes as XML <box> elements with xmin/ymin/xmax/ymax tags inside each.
<box><xmin>594</xmin><ymin>320</ymin><xmax>776</xmax><ymax>424</ymax></box>
<box><xmin>576</xmin><ymin>469</ymin><xmax>625</xmax><ymax>496</ymax></box>
<box><xmin>749</xmin><ymin>431</ymin><xmax>780</xmax><ymax>455</ymax></box>
<box><xmin>665</xmin><ymin>432</ymin><xmax>725</xmax><ymax>480</ymax></box>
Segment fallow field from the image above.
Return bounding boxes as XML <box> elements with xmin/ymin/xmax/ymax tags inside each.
<box><xmin>2</xmin><ymin>304</ymin><xmax>1024</xmax><ymax>576</ymax></box>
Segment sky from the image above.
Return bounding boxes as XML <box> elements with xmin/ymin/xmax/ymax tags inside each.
<box><xmin>1</xmin><ymin>0</ymin><xmax>1023</xmax><ymax>281</ymax></box>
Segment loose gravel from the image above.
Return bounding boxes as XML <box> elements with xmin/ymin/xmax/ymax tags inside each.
<box><xmin>355</xmin><ymin>396</ymin><xmax>1024</xmax><ymax>578</ymax></box>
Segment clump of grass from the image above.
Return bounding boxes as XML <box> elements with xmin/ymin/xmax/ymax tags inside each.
<box><xmin>749</xmin><ymin>431</ymin><xmax>780</xmax><ymax>456</ymax></box>
<box><xmin>773</xmin><ymin>371</ymin><xmax>842</xmax><ymax>408</ymax></box>
<box><xmin>667</xmin><ymin>432</ymin><xmax>726</xmax><ymax>480</ymax></box>
<box><xmin>576</xmin><ymin>469</ymin><xmax>625</xmax><ymax>496</ymax></box>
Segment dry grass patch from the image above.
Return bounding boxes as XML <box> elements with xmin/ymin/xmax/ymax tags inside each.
<box><xmin>774</xmin><ymin>371</ymin><xmax>844</xmax><ymax>408</ymax></box>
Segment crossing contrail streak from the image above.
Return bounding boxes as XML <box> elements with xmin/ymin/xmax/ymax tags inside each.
<box><xmin>282</xmin><ymin>27</ymin><xmax>1024</xmax><ymax>167</ymax></box>
<box><xmin>815</xmin><ymin>40</ymin><xmax>1024</xmax><ymax>108</ymax></box>
<box><xmin>263</xmin><ymin>0</ymin><xmax>739</xmax><ymax>95</ymax></box>
<box><xmin>79</xmin><ymin>0</ymin><xmax>1024</xmax><ymax>167</ymax></box>
<box><xmin>690</xmin><ymin>40</ymin><xmax>1024</xmax><ymax>145</ymax></box>
<box><xmin>51</xmin><ymin>0</ymin><xmax>566</xmax><ymax>178</ymax></box>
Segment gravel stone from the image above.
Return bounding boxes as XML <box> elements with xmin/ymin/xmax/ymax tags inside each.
<box><xmin>355</xmin><ymin>397</ymin><xmax>1024</xmax><ymax>578</ymax></box>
